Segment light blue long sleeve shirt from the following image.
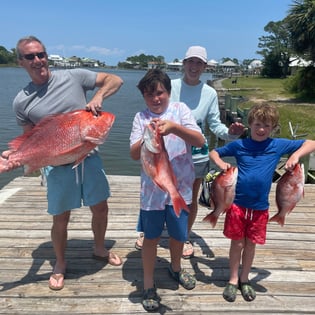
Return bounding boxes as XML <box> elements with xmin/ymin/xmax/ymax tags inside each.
<box><xmin>170</xmin><ymin>78</ymin><xmax>232</xmax><ymax>163</ymax></box>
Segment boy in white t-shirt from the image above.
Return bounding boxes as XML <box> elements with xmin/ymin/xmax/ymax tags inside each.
<box><xmin>130</xmin><ymin>69</ymin><xmax>204</xmax><ymax>312</ymax></box>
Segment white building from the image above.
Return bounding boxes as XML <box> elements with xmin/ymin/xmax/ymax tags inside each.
<box><xmin>48</xmin><ymin>54</ymin><xmax>63</xmax><ymax>62</ymax></box>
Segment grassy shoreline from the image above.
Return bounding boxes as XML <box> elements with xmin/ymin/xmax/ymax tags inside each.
<box><xmin>221</xmin><ymin>76</ymin><xmax>315</xmax><ymax>140</ymax></box>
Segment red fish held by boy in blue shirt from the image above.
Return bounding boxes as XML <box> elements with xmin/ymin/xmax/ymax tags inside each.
<box><xmin>202</xmin><ymin>166</ymin><xmax>238</xmax><ymax>228</ymax></box>
<box><xmin>270</xmin><ymin>163</ymin><xmax>304</xmax><ymax>226</ymax></box>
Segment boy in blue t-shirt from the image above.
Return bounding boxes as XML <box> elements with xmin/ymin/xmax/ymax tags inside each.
<box><xmin>209</xmin><ymin>103</ymin><xmax>315</xmax><ymax>302</ymax></box>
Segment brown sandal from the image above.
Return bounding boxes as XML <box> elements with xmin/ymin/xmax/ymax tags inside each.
<box><xmin>49</xmin><ymin>273</ymin><xmax>64</xmax><ymax>290</ymax></box>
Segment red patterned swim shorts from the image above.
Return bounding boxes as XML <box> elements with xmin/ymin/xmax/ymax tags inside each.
<box><xmin>223</xmin><ymin>204</ymin><xmax>269</xmax><ymax>245</ymax></box>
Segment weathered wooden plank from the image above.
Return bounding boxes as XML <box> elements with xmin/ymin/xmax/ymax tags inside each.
<box><xmin>0</xmin><ymin>175</ymin><xmax>314</xmax><ymax>314</ymax></box>
<box><xmin>1</xmin><ymin>295</ymin><xmax>315</xmax><ymax>314</ymax></box>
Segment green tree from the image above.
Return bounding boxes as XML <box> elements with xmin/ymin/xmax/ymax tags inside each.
<box><xmin>257</xmin><ymin>20</ymin><xmax>292</xmax><ymax>77</ymax></box>
<box><xmin>261</xmin><ymin>53</ymin><xmax>283</xmax><ymax>78</ymax></box>
<box><xmin>241</xmin><ymin>59</ymin><xmax>253</xmax><ymax>67</ymax></box>
<box><xmin>0</xmin><ymin>46</ymin><xmax>15</xmax><ymax>64</ymax></box>
<box><xmin>156</xmin><ymin>55</ymin><xmax>165</xmax><ymax>64</ymax></box>
<box><xmin>125</xmin><ymin>53</ymin><xmax>166</xmax><ymax>69</ymax></box>
<box><xmin>221</xmin><ymin>57</ymin><xmax>239</xmax><ymax>64</ymax></box>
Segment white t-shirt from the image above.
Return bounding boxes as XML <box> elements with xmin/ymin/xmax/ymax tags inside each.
<box><xmin>130</xmin><ymin>101</ymin><xmax>201</xmax><ymax>210</ymax></box>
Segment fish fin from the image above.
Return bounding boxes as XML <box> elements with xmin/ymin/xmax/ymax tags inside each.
<box><xmin>202</xmin><ymin>211</ymin><xmax>219</xmax><ymax>228</ymax></box>
<box><xmin>269</xmin><ymin>214</ymin><xmax>285</xmax><ymax>227</ymax></box>
<box><xmin>9</xmin><ymin>133</ymin><xmax>32</xmax><ymax>151</ymax></box>
<box><xmin>172</xmin><ymin>195</ymin><xmax>189</xmax><ymax>218</ymax></box>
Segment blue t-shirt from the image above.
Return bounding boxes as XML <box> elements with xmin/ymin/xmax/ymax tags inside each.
<box><xmin>215</xmin><ymin>137</ymin><xmax>305</xmax><ymax>210</ymax></box>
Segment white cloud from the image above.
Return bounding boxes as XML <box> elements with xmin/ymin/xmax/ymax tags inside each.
<box><xmin>48</xmin><ymin>44</ymin><xmax>124</xmax><ymax>58</ymax></box>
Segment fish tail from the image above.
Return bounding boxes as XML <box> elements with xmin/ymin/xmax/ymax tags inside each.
<box><xmin>269</xmin><ymin>214</ymin><xmax>285</xmax><ymax>227</ymax></box>
<box><xmin>172</xmin><ymin>195</ymin><xmax>190</xmax><ymax>218</ymax></box>
<box><xmin>202</xmin><ymin>211</ymin><xmax>219</xmax><ymax>228</ymax></box>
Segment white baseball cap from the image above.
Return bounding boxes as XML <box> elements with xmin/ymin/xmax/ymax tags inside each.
<box><xmin>184</xmin><ymin>46</ymin><xmax>207</xmax><ymax>63</ymax></box>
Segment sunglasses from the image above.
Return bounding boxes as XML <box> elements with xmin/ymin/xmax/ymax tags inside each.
<box><xmin>21</xmin><ymin>52</ymin><xmax>47</xmax><ymax>61</ymax></box>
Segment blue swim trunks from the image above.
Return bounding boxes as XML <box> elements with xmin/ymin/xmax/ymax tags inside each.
<box><xmin>137</xmin><ymin>205</ymin><xmax>189</xmax><ymax>242</ymax></box>
<box><xmin>43</xmin><ymin>152</ymin><xmax>110</xmax><ymax>215</ymax></box>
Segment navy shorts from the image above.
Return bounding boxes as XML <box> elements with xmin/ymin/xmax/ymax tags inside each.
<box><xmin>137</xmin><ymin>205</ymin><xmax>189</xmax><ymax>242</ymax></box>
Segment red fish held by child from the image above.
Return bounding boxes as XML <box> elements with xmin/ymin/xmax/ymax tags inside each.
<box><xmin>269</xmin><ymin>163</ymin><xmax>304</xmax><ymax>226</ymax></box>
<box><xmin>203</xmin><ymin>166</ymin><xmax>238</xmax><ymax>228</ymax></box>
<box><xmin>0</xmin><ymin>110</ymin><xmax>115</xmax><ymax>175</ymax></box>
<box><xmin>140</xmin><ymin>122</ymin><xmax>189</xmax><ymax>218</ymax></box>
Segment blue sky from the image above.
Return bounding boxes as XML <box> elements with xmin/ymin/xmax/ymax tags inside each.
<box><xmin>1</xmin><ymin>0</ymin><xmax>293</xmax><ymax>66</ymax></box>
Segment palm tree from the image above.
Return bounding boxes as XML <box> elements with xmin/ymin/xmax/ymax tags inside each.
<box><xmin>285</xmin><ymin>0</ymin><xmax>315</xmax><ymax>62</ymax></box>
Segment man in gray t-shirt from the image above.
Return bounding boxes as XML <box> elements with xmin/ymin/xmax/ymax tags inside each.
<box><xmin>4</xmin><ymin>35</ymin><xmax>123</xmax><ymax>290</ymax></box>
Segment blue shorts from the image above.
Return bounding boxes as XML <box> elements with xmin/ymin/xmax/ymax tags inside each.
<box><xmin>44</xmin><ymin>153</ymin><xmax>110</xmax><ymax>215</ymax></box>
<box><xmin>137</xmin><ymin>205</ymin><xmax>189</xmax><ymax>242</ymax></box>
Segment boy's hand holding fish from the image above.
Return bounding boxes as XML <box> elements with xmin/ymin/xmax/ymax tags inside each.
<box><xmin>140</xmin><ymin>121</ymin><xmax>190</xmax><ymax>217</ymax></box>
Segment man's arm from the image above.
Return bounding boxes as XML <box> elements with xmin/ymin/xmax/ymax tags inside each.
<box><xmin>86</xmin><ymin>72</ymin><xmax>123</xmax><ymax>115</ymax></box>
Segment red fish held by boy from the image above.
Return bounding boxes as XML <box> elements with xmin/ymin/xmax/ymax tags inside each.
<box><xmin>203</xmin><ymin>166</ymin><xmax>238</xmax><ymax>228</ymax></box>
<box><xmin>140</xmin><ymin>122</ymin><xmax>189</xmax><ymax>218</ymax></box>
<box><xmin>0</xmin><ymin>110</ymin><xmax>115</xmax><ymax>174</ymax></box>
<box><xmin>269</xmin><ymin>163</ymin><xmax>304</xmax><ymax>226</ymax></box>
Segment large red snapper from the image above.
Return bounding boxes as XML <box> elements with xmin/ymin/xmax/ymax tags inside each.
<box><xmin>0</xmin><ymin>110</ymin><xmax>115</xmax><ymax>174</ymax></box>
<box><xmin>269</xmin><ymin>163</ymin><xmax>304</xmax><ymax>226</ymax></box>
<box><xmin>140</xmin><ymin>122</ymin><xmax>189</xmax><ymax>218</ymax></box>
<box><xmin>203</xmin><ymin>166</ymin><xmax>238</xmax><ymax>228</ymax></box>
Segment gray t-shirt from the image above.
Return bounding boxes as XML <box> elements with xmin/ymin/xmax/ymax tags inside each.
<box><xmin>13</xmin><ymin>68</ymin><xmax>97</xmax><ymax>126</ymax></box>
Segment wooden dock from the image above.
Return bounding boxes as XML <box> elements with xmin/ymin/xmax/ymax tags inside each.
<box><xmin>0</xmin><ymin>175</ymin><xmax>314</xmax><ymax>314</ymax></box>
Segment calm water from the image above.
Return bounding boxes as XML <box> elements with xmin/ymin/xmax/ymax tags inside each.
<box><xmin>0</xmin><ymin>67</ymin><xmax>213</xmax><ymax>189</ymax></box>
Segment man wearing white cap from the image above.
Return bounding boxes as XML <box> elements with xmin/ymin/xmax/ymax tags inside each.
<box><xmin>169</xmin><ymin>46</ymin><xmax>244</xmax><ymax>258</ymax></box>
